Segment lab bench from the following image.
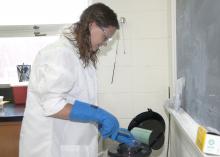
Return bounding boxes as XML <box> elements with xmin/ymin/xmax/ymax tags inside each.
<box><xmin>0</xmin><ymin>103</ymin><xmax>24</xmax><ymax>157</ymax></box>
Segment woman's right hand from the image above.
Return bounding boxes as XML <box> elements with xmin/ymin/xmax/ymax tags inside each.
<box><xmin>112</xmin><ymin>128</ymin><xmax>137</xmax><ymax>146</ymax></box>
<box><xmin>69</xmin><ymin>100</ymin><xmax>119</xmax><ymax>138</ymax></box>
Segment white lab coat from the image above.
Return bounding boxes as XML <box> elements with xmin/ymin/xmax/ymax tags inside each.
<box><xmin>19</xmin><ymin>36</ymin><xmax>98</xmax><ymax>157</ymax></box>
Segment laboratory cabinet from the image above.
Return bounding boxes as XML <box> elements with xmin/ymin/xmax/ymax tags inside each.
<box><xmin>0</xmin><ymin>121</ymin><xmax>21</xmax><ymax>157</ymax></box>
<box><xmin>0</xmin><ymin>103</ymin><xmax>24</xmax><ymax>157</ymax></box>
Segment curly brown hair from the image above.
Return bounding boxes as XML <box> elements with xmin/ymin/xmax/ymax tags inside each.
<box><xmin>63</xmin><ymin>3</ymin><xmax>119</xmax><ymax>68</ymax></box>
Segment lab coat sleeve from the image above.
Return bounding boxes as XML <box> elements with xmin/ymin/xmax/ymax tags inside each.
<box><xmin>34</xmin><ymin>46</ymin><xmax>78</xmax><ymax>116</ymax></box>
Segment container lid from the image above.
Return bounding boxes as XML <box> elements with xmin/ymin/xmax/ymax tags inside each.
<box><xmin>128</xmin><ymin>108</ymin><xmax>165</xmax><ymax>150</ymax></box>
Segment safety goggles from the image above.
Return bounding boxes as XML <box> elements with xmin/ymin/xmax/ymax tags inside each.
<box><xmin>100</xmin><ymin>27</ymin><xmax>113</xmax><ymax>43</ymax></box>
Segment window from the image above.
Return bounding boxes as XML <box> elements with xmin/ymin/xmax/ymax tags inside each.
<box><xmin>0</xmin><ymin>0</ymin><xmax>88</xmax><ymax>25</ymax></box>
<box><xmin>0</xmin><ymin>36</ymin><xmax>58</xmax><ymax>83</ymax></box>
<box><xmin>0</xmin><ymin>0</ymin><xmax>88</xmax><ymax>83</ymax></box>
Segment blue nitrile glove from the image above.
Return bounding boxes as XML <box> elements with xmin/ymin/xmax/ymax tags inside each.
<box><xmin>112</xmin><ymin>128</ymin><xmax>137</xmax><ymax>146</ymax></box>
<box><xmin>69</xmin><ymin>100</ymin><xmax>119</xmax><ymax>138</ymax></box>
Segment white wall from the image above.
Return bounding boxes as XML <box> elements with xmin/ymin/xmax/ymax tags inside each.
<box><xmin>166</xmin><ymin>105</ymin><xmax>211</xmax><ymax>157</ymax></box>
<box><xmin>93</xmin><ymin>0</ymin><xmax>172</xmax><ymax>157</ymax></box>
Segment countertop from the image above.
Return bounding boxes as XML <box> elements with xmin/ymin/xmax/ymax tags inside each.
<box><xmin>0</xmin><ymin>103</ymin><xmax>24</xmax><ymax>122</ymax></box>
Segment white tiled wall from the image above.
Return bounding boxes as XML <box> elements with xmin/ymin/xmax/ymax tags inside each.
<box><xmin>93</xmin><ymin>1</ymin><xmax>171</xmax><ymax>157</ymax></box>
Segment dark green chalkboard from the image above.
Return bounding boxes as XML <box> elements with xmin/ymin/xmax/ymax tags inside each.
<box><xmin>177</xmin><ymin>0</ymin><xmax>220</xmax><ymax>131</ymax></box>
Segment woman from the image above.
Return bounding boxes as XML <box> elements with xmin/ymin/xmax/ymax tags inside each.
<box><xmin>19</xmin><ymin>3</ymin><xmax>134</xmax><ymax>157</ymax></box>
